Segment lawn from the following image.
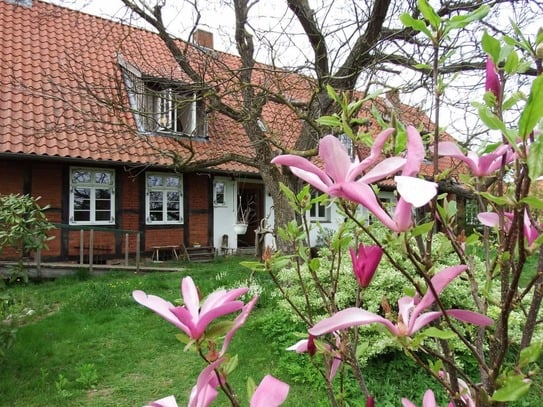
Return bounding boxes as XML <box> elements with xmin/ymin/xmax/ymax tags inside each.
<box><xmin>0</xmin><ymin>256</ymin><xmax>331</xmax><ymax>406</ymax></box>
<box><xmin>2</xmin><ymin>256</ymin><xmax>541</xmax><ymax>406</ymax></box>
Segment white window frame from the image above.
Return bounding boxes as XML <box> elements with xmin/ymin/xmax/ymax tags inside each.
<box><xmin>69</xmin><ymin>167</ymin><xmax>115</xmax><ymax>225</ymax></box>
<box><xmin>309</xmin><ymin>192</ymin><xmax>331</xmax><ymax>222</ymax></box>
<box><xmin>146</xmin><ymin>173</ymin><xmax>184</xmax><ymax>225</ymax></box>
<box><xmin>214</xmin><ymin>181</ymin><xmax>227</xmax><ymax>206</ymax></box>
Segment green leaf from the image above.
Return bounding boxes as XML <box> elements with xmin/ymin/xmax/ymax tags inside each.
<box><xmin>519</xmin><ymin>341</ymin><xmax>542</xmax><ymax>368</ymax></box>
<box><xmin>474</xmin><ymin>102</ymin><xmax>506</xmax><ymax>131</ymax></box>
<box><xmin>482</xmin><ymin>31</ymin><xmax>501</xmax><ymax>62</ymax></box>
<box><xmin>422</xmin><ymin>327</ymin><xmax>456</xmax><ymax>340</ymax></box>
<box><xmin>444</xmin><ymin>5</ymin><xmax>489</xmax><ymax>35</ymax></box>
<box><xmin>206</xmin><ymin>321</ymin><xmax>235</xmax><ymax>339</ymax></box>
<box><xmin>491</xmin><ymin>375</ymin><xmax>531</xmax><ymax>402</ymax></box>
<box><xmin>246</xmin><ymin>377</ymin><xmax>257</xmax><ymax>401</ymax></box>
<box><xmin>316</xmin><ymin>115</ymin><xmax>341</xmax><ymax>128</ymax></box>
<box><xmin>528</xmin><ymin>134</ymin><xmax>543</xmax><ymax>182</ymax></box>
<box><xmin>400</xmin><ymin>13</ymin><xmax>432</xmax><ymax>38</ymax></box>
<box><xmin>479</xmin><ymin>192</ymin><xmax>509</xmax><ymax>206</ymax></box>
<box><xmin>521</xmin><ymin>196</ymin><xmax>543</xmax><ymax>210</ymax></box>
<box><xmin>417</xmin><ymin>0</ymin><xmax>440</xmax><ymax>30</ymax></box>
<box><xmin>502</xmin><ymin>91</ymin><xmax>525</xmax><ymax>111</ymax></box>
<box><xmin>223</xmin><ymin>354</ymin><xmax>239</xmax><ymax>375</ymax></box>
<box><xmin>410</xmin><ymin>221</ymin><xmax>435</xmax><ymax>237</ymax></box>
<box><xmin>504</xmin><ymin>49</ymin><xmax>519</xmax><ymax>74</ymax></box>
<box><xmin>519</xmin><ymin>74</ymin><xmax>543</xmax><ymax>140</ymax></box>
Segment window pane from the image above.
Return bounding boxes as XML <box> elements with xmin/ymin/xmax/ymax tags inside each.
<box><xmin>73</xmin><ymin>188</ymin><xmax>90</xmax><ymax>210</ymax></box>
<box><xmin>95</xmin><ymin>171</ymin><xmax>112</xmax><ymax>185</ymax></box>
<box><xmin>165</xmin><ymin>176</ymin><xmax>179</xmax><ymax>187</ymax></box>
<box><xmin>147</xmin><ymin>175</ymin><xmax>163</xmax><ymax>187</ymax></box>
<box><xmin>215</xmin><ymin>182</ymin><xmax>225</xmax><ymax>204</ymax></box>
<box><xmin>72</xmin><ymin>170</ymin><xmax>91</xmax><ymax>184</ymax></box>
<box><xmin>73</xmin><ymin>210</ymin><xmax>90</xmax><ymax>222</ymax></box>
<box><xmin>95</xmin><ymin>210</ymin><xmax>111</xmax><ymax>221</ymax></box>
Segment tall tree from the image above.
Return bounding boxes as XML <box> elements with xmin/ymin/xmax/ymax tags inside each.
<box><xmin>74</xmin><ymin>0</ymin><xmax>540</xmax><ymax>250</ymax></box>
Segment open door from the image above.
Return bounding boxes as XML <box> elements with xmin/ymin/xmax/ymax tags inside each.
<box><xmin>236</xmin><ymin>184</ymin><xmax>264</xmax><ymax>248</ymax></box>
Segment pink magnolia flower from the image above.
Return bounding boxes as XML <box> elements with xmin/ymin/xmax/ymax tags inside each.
<box><xmin>146</xmin><ymin>395</ymin><xmax>179</xmax><ymax>407</ymax></box>
<box><xmin>188</xmin><ymin>358</ymin><xmax>224</xmax><ymax>407</ymax></box>
<box><xmin>309</xmin><ymin>265</ymin><xmax>493</xmax><ymax>338</ymax></box>
<box><xmin>250</xmin><ymin>375</ymin><xmax>290</xmax><ymax>407</ymax></box>
<box><xmin>340</xmin><ymin>126</ymin><xmax>437</xmax><ymax>231</ymax></box>
<box><xmin>485</xmin><ymin>56</ymin><xmax>501</xmax><ymax>101</ymax></box>
<box><xmin>271</xmin><ymin>128</ymin><xmax>405</xmax><ymax>195</ymax></box>
<box><xmin>439</xmin><ymin>371</ymin><xmax>475</xmax><ymax>407</ymax></box>
<box><xmin>437</xmin><ymin>141</ymin><xmax>513</xmax><ymax>177</ymax></box>
<box><xmin>366</xmin><ymin>396</ymin><xmax>375</xmax><ymax>407</ymax></box>
<box><xmin>133</xmin><ymin>276</ymin><xmax>248</xmax><ymax>340</ymax></box>
<box><xmin>402</xmin><ymin>389</ymin><xmax>454</xmax><ymax>407</ymax></box>
<box><xmin>350</xmin><ymin>243</ymin><xmax>383</xmax><ymax>287</ymax></box>
<box><xmin>478</xmin><ymin>210</ymin><xmax>540</xmax><ymax>246</ymax></box>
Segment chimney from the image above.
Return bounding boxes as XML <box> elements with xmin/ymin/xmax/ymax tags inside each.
<box><xmin>193</xmin><ymin>29</ymin><xmax>214</xmax><ymax>49</ymax></box>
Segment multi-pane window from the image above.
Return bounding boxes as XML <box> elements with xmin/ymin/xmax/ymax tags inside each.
<box><xmin>309</xmin><ymin>192</ymin><xmax>331</xmax><ymax>222</ymax></box>
<box><xmin>121</xmin><ymin>67</ymin><xmax>206</xmax><ymax>137</ymax></box>
<box><xmin>146</xmin><ymin>173</ymin><xmax>183</xmax><ymax>224</ymax></box>
<box><xmin>70</xmin><ymin>168</ymin><xmax>115</xmax><ymax>225</ymax></box>
<box><xmin>214</xmin><ymin>182</ymin><xmax>226</xmax><ymax>206</ymax></box>
<box><xmin>465</xmin><ymin>199</ymin><xmax>480</xmax><ymax>229</ymax></box>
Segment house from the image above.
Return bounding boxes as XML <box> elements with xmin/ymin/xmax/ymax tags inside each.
<box><xmin>0</xmin><ymin>0</ymin><xmax>460</xmax><ymax>263</ymax></box>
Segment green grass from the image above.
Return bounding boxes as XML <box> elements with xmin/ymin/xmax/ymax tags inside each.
<box><xmin>2</xmin><ymin>256</ymin><xmax>541</xmax><ymax>406</ymax></box>
<box><xmin>0</xmin><ymin>257</ymin><xmax>329</xmax><ymax>406</ymax></box>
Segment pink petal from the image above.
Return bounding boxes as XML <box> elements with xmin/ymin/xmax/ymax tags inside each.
<box><xmin>329</xmin><ymin>356</ymin><xmax>341</xmax><ymax>381</ymax></box>
<box><xmin>188</xmin><ymin>358</ymin><xmax>223</xmax><ymax>407</ymax></box>
<box><xmin>132</xmin><ymin>290</ymin><xmax>192</xmax><ymax>336</ymax></box>
<box><xmin>437</xmin><ymin>142</ymin><xmax>478</xmax><ymax>174</ymax></box>
<box><xmin>392</xmin><ymin>198</ymin><xmax>414</xmax><ymax>232</ymax></box>
<box><xmin>395</xmin><ymin>176</ymin><xmax>437</xmax><ymax>208</ymax></box>
<box><xmin>220</xmin><ymin>296</ymin><xmax>258</xmax><ymax>356</ymax></box>
<box><xmin>319</xmin><ymin>135</ymin><xmax>352</xmax><ymax>183</ymax></box>
<box><xmin>250</xmin><ymin>375</ymin><xmax>290</xmax><ymax>407</ymax></box>
<box><xmin>445</xmin><ymin>309</ymin><xmax>493</xmax><ymax>327</ymax></box>
<box><xmin>485</xmin><ymin>56</ymin><xmax>501</xmax><ymax>101</ymax></box>
<box><xmin>200</xmin><ymin>287</ymin><xmax>249</xmax><ymax>315</ymax></box>
<box><xmin>360</xmin><ymin>157</ymin><xmax>406</xmax><ymax>184</ymax></box>
<box><xmin>477</xmin><ymin>212</ymin><xmax>499</xmax><ymax>227</ymax></box>
<box><xmin>359</xmin><ymin>128</ymin><xmax>396</xmax><ymax>168</ymax></box>
<box><xmin>401</xmin><ymin>398</ymin><xmax>417</xmax><ymax>407</ymax></box>
<box><xmin>309</xmin><ymin>307</ymin><xmax>398</xmax><ymax>336</ymax></box>
<box><xmin>194</xmin><ymin>301</ymin><xmax>245</xmax><ymax>339</ymax></box>
<box><xmin>409</xmin><ymin>311</ymin><xmax>443</xmax><ymax>335</ymax></box>
<box><xmin>404</xmin><ymin>126</ymin><xmax>425</xmax><ymax>176</ymax></box>
<box><xmin>414</xmin><ymin>265</ymin><xmax>467</xmax><ymax>314</ymax></box>
<box><xmin>271</xmin><ymin>154</ymin><xmax>331</xmax><ymax>191</ymax></box>
<box><xmin>422</xmin><ymin>389</ymin><xmax>438</xmax><ymax>407</ymax></box>
<box><xmin>336</xmin><ymin>182</ymin><xmax>399</xmax><ymax>231</ymax></box>
<box><xmin>286</xmin><ymin>339</ymin><xmax>309</xmax><ymax>353</ymax></box>
<box><xmin>182</xmin><ymin>277</ymin><xmax>201</xmax><ymax>320</ymax></box>
<box><xmin>146</xmin><ymin>395</ymin><xmax>179</xmax><ymax>407</ymax></box>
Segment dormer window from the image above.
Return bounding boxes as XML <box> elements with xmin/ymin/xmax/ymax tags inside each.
<box><xmin>121</xmin><ymin>64</ymin><xmax>207</xmax><ymax>138</ymax></box>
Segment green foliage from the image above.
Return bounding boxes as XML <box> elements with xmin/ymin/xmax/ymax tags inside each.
<box><xmin>0</xmin><ymin>194</ymin><xmax>54</xmax><ymax>257</ymax></box>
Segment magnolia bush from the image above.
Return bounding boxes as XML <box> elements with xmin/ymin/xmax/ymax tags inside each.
<box><xmin>133</xmin><ymin>1</ymin><xmax>543</xmax><ymax>406</ymax></box>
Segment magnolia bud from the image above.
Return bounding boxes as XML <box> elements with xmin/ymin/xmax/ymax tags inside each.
<box><xmin>536</xmin><ymin>43</ymin><xmax>543</xmax><ymax>59</ymax></box>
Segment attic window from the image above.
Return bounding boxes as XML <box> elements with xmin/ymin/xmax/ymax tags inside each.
<box><xmin>122</xmin><ymin>68</ymin><xmax>207</xmax><ymax>138</ymax></box>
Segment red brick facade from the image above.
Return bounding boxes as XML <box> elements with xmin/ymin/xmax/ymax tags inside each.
<box><xmin>0</xmin><ymin>157</ymin><xmax>211</xmax><ymax>261</ymax></box>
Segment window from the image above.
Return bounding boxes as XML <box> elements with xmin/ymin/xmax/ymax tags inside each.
<box><xmin>121</xmin><ymin>67</ymin><xmax>207</xmax><ymax>137</ymax></box>
<box><xmin>309</xmin><ymin>192</ymin><xmax>331</xmax><ymax>222</ymax></box>
<box><xmin>465</xmin><ymin>199</ymin><xmax>480</xmax><ymax>230</ymax></box>
<box><xmin>338</xmin><ymin>134</ymin><xmax>355</xmax><ymax>159</ymax></box>
<box><xmin>146</xmin><ymin>173</ymin><xmax>183</xmax><ymax>224</ymax></box>
<box><xmin>214</xmin><ymin>182</ymin><xmax>226</xmax><ymax>206</ymax></box>
<box><xmin>70</xmin><ymin>168</ymin><xmax>115</xmax><ymax>225</ymax></box>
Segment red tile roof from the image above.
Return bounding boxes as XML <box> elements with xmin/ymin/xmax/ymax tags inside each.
<box><xmin>0</xmin><ymin>0</ymin><xmax>453</xmax><ymax>176</ymax></box>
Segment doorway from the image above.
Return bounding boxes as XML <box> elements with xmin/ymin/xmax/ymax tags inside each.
<box><xmin>237</xmin><ymin>183</ymin><xmax>264</xmax><ymax>248</ymax></box>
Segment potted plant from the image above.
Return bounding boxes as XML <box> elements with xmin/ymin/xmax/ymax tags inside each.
<box><xmin>233</xmin><ymin>196</ymin><xmax>251</xmax><ymax>234</ymax></box>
